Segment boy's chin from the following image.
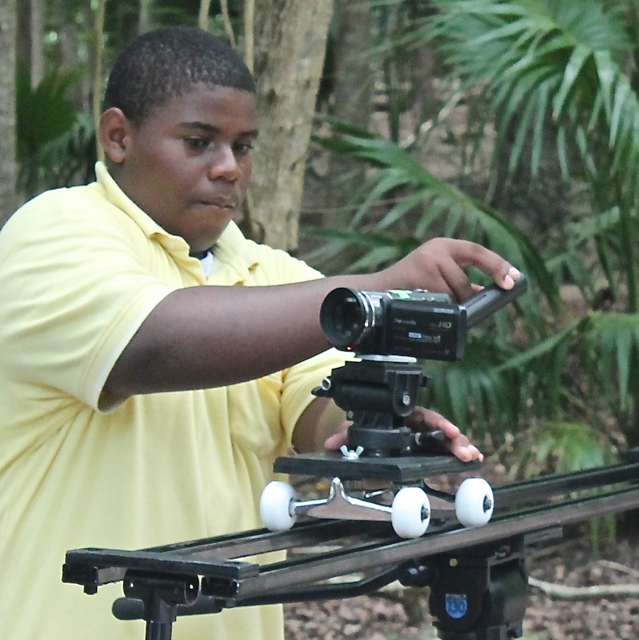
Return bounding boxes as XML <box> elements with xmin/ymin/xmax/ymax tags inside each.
<box><xmin>188</xmin><ymin>233</ymin><xmax>225</xmax><ymax>258</ymax></box>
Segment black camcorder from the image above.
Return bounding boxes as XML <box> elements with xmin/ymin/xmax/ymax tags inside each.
<box><xmin>320</xmin><ymin>276</ymin><xmax>528</xmax><ymax>361</ymax></box>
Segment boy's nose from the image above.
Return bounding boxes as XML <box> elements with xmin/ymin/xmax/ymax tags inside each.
<box><xmin>207</xmin><ymin>145</ymin><xmax>240</xmax><ymax>181</ymax></box>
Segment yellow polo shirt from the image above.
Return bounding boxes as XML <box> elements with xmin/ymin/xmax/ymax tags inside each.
<box><xmin>0</xmin><ymin>163</ymin><xmax>347</xmax><ymax>640</ymax></box>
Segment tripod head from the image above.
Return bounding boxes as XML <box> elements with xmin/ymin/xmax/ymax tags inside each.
<box><xmin>313</xmin><ymin>355</ymin><xmax>432</xmax><ymax>457</ymax></box>
<box><xmin>400</xmin><ymin>540</ymin><xmax>528</xmax><ymax>640</ymax></box>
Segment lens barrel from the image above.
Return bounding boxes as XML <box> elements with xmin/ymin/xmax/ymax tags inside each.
<box><xmin>319</xmin><ymin>288</ymin><xmax>377</xmax><ymax>349</ymax></box>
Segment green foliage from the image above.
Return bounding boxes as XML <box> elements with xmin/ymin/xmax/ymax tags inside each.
<box><xmin>428</xmin><ymin>0</ymin><xmax>639</xmax><ymax>444</ymax></box>
<box><xmin>367</xmin><ymin>0</ymin><xmax>436</xmax><ymax>143</ymax></box>
<box><xmin>16</xmin><ymin>63</ymin><xmax>76</xmax><ymax>160</ymax></box>
<box><xmin>308</xmin><ymin>119</ymin><xmax>554</xmax><ymax>439</ymax></box>
<box><xmin>510</xmin><ymin>421</ymin><xmax>616</xmax><ymax>478</ymax></box>
<box><xmin>305</xmin><ymin>0</ymin><xmax>639</xmax><ymax>455</ymax></box>
<box><xmin>16</xmin><ymin>63</ymin><xmax>96</xmax><ymax>198</ymax></box>
<box><xmin>424</xmin><ymin>332</ymin><xmax>526</xmax><ymax>437</ymax></box>
<box><xmin>509</xmin><ymin>419</ymin><xmax>618</xmax><ymax>551</ymax></box>
<box><xmin>311</xmin><ymin>121</ymin><xmax>554</xmax><ymax>300</ymax></box>
<box><xmin>426</xmin><ymin>0</ymin><xmax>639</xmax><ymax>306</ymax></box>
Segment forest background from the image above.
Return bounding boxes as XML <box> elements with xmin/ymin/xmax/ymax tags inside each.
<box><xmin>4</xmin><ymin>0</ymin><xmax>639</xmax><ymax>636</ymax></box>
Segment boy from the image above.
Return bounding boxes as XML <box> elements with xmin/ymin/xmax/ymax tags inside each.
<box><xmin>0</xmin><ymin>26</ymin><xmax>520</xmax><ymax>640</ymax></box>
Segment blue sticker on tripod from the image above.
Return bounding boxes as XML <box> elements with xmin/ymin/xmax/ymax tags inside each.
<box><xmin>445</xmin><ymin>593</ymin><xmax>468</xmax><ymax>619</ymax></box>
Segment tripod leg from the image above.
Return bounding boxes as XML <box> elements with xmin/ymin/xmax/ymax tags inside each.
<box><xmin>123</xmin><ymin>571</ymin><xmax>198</xmax><ymax>640</ymax></box>
<box><xmin>145</xmin><ymin>620</ymin><xmax>173</xmax><ymax>640</ymax></box>
<box><xmin>143</xmin><ymin>593</ymin><xmax>176</xmax><ymax>640</ymax></box>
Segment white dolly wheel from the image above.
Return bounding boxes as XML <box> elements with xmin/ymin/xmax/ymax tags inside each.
<box><xmin>260</xmin><ymin>481</ymin><xmax>298</xmax><ymax>531</ymax></box>
<box><xmin>455</xmin><ymin>478</ymin><xmax>494</xmax><ymax>528</ymax></box>
<box><xmin>391</xmin><ymin>487</ymin><xmax>431</xmax><ymax>538</ymax></box>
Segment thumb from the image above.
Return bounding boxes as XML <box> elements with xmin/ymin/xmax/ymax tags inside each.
<box><xmin>324</xmin><ymin>421</ymin><xmax>350</xmax><ymax>450</ymax></box>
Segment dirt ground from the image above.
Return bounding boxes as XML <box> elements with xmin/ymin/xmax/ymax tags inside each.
<box><xmin>283</xmin><ymin>529</ymin><xmax>639</xmax><ymax>640</ymax></box>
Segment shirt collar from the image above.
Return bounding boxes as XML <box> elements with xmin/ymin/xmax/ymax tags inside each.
<box><xmin>209</xmin><ymin>219</ymin><xmax>259</xmax><ymax>282</ymax></box>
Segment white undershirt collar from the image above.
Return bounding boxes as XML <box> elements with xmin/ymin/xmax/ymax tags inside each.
<box><xmin>199</xmin><ymin>251</ymin><xmax>214</xmax><ymax>278</ymax></box>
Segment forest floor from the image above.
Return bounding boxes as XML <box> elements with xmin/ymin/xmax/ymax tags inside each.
<box><xmin>282</xmin><ymin>461</ymin><xmax>639</xmax><ymax>640</ymax></box>
<box><xmin>283</xmin><ymin>532</ymin><xmax>639</xmax><ymax>640</ymax></box>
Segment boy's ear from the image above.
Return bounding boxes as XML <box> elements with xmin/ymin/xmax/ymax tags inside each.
<box><xmin>99</xmin><ymin>108</ymin><xmax>134</xmax><ymax>164</ymax></box>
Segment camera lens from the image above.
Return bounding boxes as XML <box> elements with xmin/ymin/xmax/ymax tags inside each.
<box><xmin>320</xmin><ymin>288</ymin><xmax>367</xmax><ymax>348</ymax></box>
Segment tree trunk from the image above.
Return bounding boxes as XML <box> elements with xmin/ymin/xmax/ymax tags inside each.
<box><xmin>0</xmin><ymin>0</ymin><xmax>17</xmax><ymax>226</ymax></box>
<box><xmin>16</xmin><ymin>0</ymin><xmax>29</xmax><ymax>72</ymax></box>
<box><xmin>93</xmin><ymin>0</ymin><xmax>107</xmax><ymax>163</ymax></box>
<box><xmin>332</xmin><ymin>0</ymin><xmax>373</xmax><ymax>130</ymax></box>
<box><xmin>249</xmin><ymin>0</ymin><xmax>334</xmax><ymax>251</ymax></box>
<box><xmin>30</xmin><ymin>0</ymin><xmax>43</xmax><ymax>87</ymax></box>
<box><xmin>198</xmin><ymin>0</ymin><xmax>213</xmax><ymax>30</ymax></box>
<box><xmin>16</xmin><ymin>0</ymin><xmax>43</xmax><ymax>87</ymax></box>
<box><xmin>321</xmin><ymin>0</ymin><xmax>373</xmax><ymax>225</ymax></box>
<box><xmin>139</xmin><ymin>0</ymin><xmax>154</xmax><ymax>34</ymax></box>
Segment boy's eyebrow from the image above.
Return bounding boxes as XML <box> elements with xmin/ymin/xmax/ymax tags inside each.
<box><xmin>179</xmin><ymin>121</ymin><xmax>259</xmax><ymax>137</ymax></box>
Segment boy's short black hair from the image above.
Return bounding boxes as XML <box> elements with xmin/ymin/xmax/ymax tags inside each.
<box><xmin>103</xmin><ymin>26</ymin><xmax>256</xmax><ymax>124</ymax></box>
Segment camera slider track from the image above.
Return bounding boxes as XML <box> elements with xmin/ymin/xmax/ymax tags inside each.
<box><xmin>63</xmin><ymin>457</ymin><xmax>639</xmax><ymax>640</ymax></box>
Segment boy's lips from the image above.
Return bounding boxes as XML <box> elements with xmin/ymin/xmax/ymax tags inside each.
<box><xmin>196</xmin><ymin>197</ymin><xmax>237</xmax><ymax>210</ymax></box>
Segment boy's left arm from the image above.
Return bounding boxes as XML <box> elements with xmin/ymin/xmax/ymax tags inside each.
<box><xmin>292</xmin><ymin>396</ymin><xmax>349</xmax><ymax>454</ymax></box>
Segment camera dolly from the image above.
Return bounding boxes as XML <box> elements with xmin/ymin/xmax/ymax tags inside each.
<box><xmin>260</xmin><ymin>355</ymin><xmax>493</xmax><ymax>538</ymax></box>
<box><xmin>260</xmin><ymin>278</ymin><xmax>529</xmax><ymax>539</ymax></box>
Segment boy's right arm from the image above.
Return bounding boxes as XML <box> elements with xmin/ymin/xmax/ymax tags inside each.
<box><xmin>100</xmin><ymin>238</ymin><xmax>520</xmax><ymax>407</ymax></box>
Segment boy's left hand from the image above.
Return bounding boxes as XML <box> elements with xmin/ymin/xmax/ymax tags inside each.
<box><xmin>324</xmin><ymin>406</ymin><xmax>483</xmax><ymax>463</ymax></box>
<box><xmin>404</xmin><ymin>406</ymin><xmax>483</xmax><ymax>462</ymax></box>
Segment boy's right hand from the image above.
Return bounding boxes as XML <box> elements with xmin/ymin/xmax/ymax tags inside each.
<box><xmin>376</xmin><ymin>237</ymin><xmax>521</xmax><ymax>302</ymax></box>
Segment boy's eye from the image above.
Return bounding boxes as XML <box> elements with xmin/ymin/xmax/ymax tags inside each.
<box><xmin>185</xmin><ymin>138</ymin><xmax>209</xmax><ymax>150</ymax></box>
<box><xmin>234</xmin><ymin>142</ymin><xmax>254</xmax><ymax>156</ymax></box>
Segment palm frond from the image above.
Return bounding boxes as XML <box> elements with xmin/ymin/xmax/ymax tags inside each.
<box><xmin>428</xmin><ymin>0</ymin><xmax>639</xmax><ymax>196</ymax></box>
<box><xmin>510</xmin><ymin>420</ymin><xmax>617</xmax><ymax>479</ymax></box>
<box><xmin>425</xmin><ymin>333</ymin><xmax>524</xmax><ymax>437</ymax></box>
<box><xmin>311</xmin><ymin>125</ymin><xmax>556</xmax><ymax>319</ymax></box>
<box><xmin>588</xmin><ymin>311</ymin><xmax>639</xmax><ymax>410</ymax></box>
<box><xmin>16</xmin><ymin>64</ymin><xmax>96</xmax><ymax>196</ymax></box>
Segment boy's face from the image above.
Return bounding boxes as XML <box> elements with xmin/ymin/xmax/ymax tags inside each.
<box><xmin>105</xmin><ymin>85</ymin><xmax>258</xmax><ymax>257</ymax></box>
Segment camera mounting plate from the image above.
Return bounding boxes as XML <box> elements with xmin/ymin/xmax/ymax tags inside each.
<box><xmin>273</xmin><ymin>450</ymin><xmax>480</xmax><ymax>483</ymax></box>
